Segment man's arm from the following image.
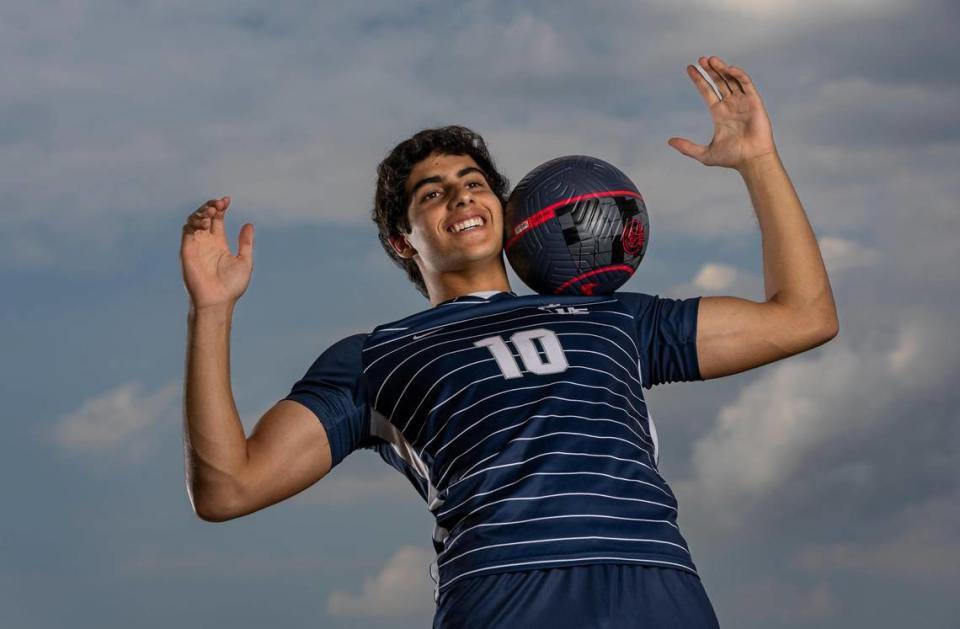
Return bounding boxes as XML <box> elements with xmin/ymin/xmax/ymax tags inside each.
<box><xmin>180</xmin><ymin>197</ymin><xmax>332</xmax><ymax>522</ymax></box>
<box><xmin>221</xmin><ymin>399</ymin><xmax>334</xmax><ymax>521</ymax></box>
<box><xmin>184</xmin><ymin>304</ymin><xmax>334</xmax><ymax>522</ymax></box>
<box><xmin>696</xmin><ymin>151</ymin><xmax>838</xmax><ymax>379</ymax></box>
<box><xmin>667</xmin><ymin>57</ymin><xmax>838</xmax><ymax>380</ymax></box>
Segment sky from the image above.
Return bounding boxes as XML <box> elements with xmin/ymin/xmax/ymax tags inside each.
<box><xmin>2</xmin><ymin>0</ymin><xmax>958</xmax><ymax>627</ymax></box>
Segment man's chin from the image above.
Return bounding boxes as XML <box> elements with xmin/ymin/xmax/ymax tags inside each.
<box><xmin>443</xmin><ymin>248</ymin><xmax>506</xmax><ymax>273</ymax></box>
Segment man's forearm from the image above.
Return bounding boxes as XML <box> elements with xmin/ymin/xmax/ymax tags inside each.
<box><xmin>739</xmin><ymin>150</ymin><xmax>838</xmax><ymax>329</ymax></box>
<box><xmin>183</xmin><ymin>302</ymin><xmax>249</xmax><ymax>518</ymax></box>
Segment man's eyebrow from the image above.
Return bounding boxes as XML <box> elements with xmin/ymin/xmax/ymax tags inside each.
<box><xmin>409</xmin><ymin>175</ymin><xmax>441</xmax><ymax>198</ymax></box>
<box><xmin>457</xmin><ymin>166</ymin><xmax>486</xmax><ymax>179</ymax></box>
<box><xmin>409</xmin><ymin>166</ymin><xmax>487</xmax><ymax>198</ymax></box>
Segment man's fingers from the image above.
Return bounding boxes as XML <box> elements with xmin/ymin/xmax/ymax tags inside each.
<box><xmin>194</xmin><ymin>196</ymin><xmax>228</xmax><ymax>215</ymax></box>
<box><xmin>687</xmin><ymin>65</ymin><xmax>721</xmax><ymax>106</ymax></box>
<box><xmin>190</xmin><ymin>203</ymin><xmax>212</xmax><ymax>224</ymax></box>
<box><xmin>181</xmin><ymin>221</ymin><xmax>207</xmax><ymax>249</ymax></box>
<box><xmin>699</xmin><ymin>56</ymin><xmax>731</xmax><ymax>98</ymax></box>
<box><xmin>188</xmin><ymin>211</ymin><xmax>211</xmax><ymax>235</ymax></box>
<box><xmin>708</xmin><ymin>56</ymin><xmax>746</xmax><ymax>96</ymax></box>
<box><xmin>187</xmin><ymin>196</ymin><xmax>231</xmax><ymax>235</ymax></box>
<box><xmin>210</xmin><ymin>197</ymin><xmax>229</xmax><ymax>238</ymax></box>
<box><xmin>725</xmin><ymin>65</ymin><xmax>755</xmax><ymax>96</ymax></box>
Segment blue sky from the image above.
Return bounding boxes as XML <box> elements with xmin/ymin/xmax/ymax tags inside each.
<box><xmin>3</xmin><ymin>1</ymin><xmax>959</xmax><ymax>627</ymax></box>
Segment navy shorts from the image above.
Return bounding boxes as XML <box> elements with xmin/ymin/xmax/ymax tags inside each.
<box><xmin>434</xmin><ymin>564</ymin><xmax>720</xmax><ymax>628</ymax></box>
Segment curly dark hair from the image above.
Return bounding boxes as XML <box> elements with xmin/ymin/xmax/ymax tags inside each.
<box><xmin>372</xmin><ymin>125</ymin><xmax>510</xmax><ymax>299</ymax></box>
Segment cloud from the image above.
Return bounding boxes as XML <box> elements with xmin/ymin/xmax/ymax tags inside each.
<box><xmin>700</xmin><ymin>0</ymin><xmax>901</xmax><ymax>19</ymax></box>
<box><xmin>299</xmin><ymin>471</ymin><xmax>412</xmax><ymax>506</ymax></box>
<box><xmin>326</xmin><ymin>545</ymin><xmax>436</xmax><ymax>617</ymax></box>
<box><xmin>1</xmin><ymin>0</ymin><xmax>952</xmax><ymax>279</ymax></box>
<box><xmin>795</xmin><ymin>492</ymin><xmax>960</xmax><ymax>582</ymax></box>
<box><xmin>720</xmin><ymin>578</ymin><xmax>836</xmax><ymax>624</ymax></box>
<box><xmin>120</xmin><ymin>547</ymin><xmax>342</xmax><ymax>578</ymax></box>
<box><xmin>666</xmin><ymin>262</ymin><xmax>763</xmax><ymax>300</ymax></box>
<box><xmin>694</xmin><ymin>262</ymin><xmax>738</xmax><ymax>291</ymax></box>
<box><xmin>676</xmin><ymin>308</ymin><xmax>960</xmax><ymax>530</ymax></box>
<box><xmin>818</xmin><ymin>235</ymin><xmax>879</xmax><ymax>274</ymax></box>
<box><xmin>783</xmin><ymin>78</ymin><xmax>960</xmax><ymax>149</ymax></box>
<box><xmin>680</xmin><ymin>343</ymin><xmax>866</xmax><ymax>527</ymax></box>
<box><xmin>46</xmin><ymin>381</ymin><xmax>179</xmax><ymax>462</ymax></box>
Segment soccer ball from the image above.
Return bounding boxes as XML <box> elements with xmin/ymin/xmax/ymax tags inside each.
<box><xmin>504</xmin><ymin>155</ymin><xmax>649</xmax><ymax>295</ymax></box>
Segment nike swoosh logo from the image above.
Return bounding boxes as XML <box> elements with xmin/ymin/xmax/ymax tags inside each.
<box><xmin>412</xmin><ymin>328</ymin><xmax>445</xmax><ymax>340</ymax></box>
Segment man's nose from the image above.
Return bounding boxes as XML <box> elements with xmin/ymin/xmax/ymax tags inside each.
<box><xmin>452</xmin><ymin>185</ymin><xmax>474</xmax><ymax>208</ymax></box>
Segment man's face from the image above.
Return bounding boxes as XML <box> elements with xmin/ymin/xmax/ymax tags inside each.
<box><xmin>391</xmin><ymin>152</ymin><xmax>504</xmax><ymax>275</ymax></box>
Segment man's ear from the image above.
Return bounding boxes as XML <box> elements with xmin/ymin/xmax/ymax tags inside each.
<box><xmin>388</xmin><ymin>234</ymin><xmax>417</xmax><ymax>259</ymax></box>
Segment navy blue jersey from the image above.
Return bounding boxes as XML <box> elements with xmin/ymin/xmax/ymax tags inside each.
<box><xmin>283</xmin><ymin>290</ymin><xmax>702</xmax><ymax>599</ymax></box>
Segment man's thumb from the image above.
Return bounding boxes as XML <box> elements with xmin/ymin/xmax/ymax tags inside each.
<box><xmin>238</xmin><ymin>223</ymin><xmax>254</xmax><ymax>261</ymax></box>
<box><xmin>668</xmin><ymin>137</ymin><xmax>706</xmax><ymax>162</ymax></box>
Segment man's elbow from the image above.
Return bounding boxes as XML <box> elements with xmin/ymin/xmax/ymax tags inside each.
<box><xmin>782</xmin><ymin>307</ymin><xmax>838</xmax><ymax>355</ymax></box>
<box><xmin>192</xmin><ymin>498</ymin><xmax>242</xmax><ymax>523</ymax></box>
<box><xmin>823</xmin><ymin>316</ymin><xmax>840</xmax><ymax>341</ymax></box>
<box><xmin>807</xmin><ymin>313</ymin><xmax>839</xmax><ymax>348</ymax></box>
<box><xmin>817</xmin><ymin>301</ymin><xmax>840</xmax><ymax>340</ymax></box>
<box><xmin>799</xmin><ymin>295</ymin><xmax>840</xmax><ymax>345</ymax></box>
<box><xmin>188</xmin><ymin>484</ymin><xmax>245</xmax><ymax>523</ymax></box>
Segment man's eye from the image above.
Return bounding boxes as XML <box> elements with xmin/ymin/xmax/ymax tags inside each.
<box><xmin>422</xmin><ymin>190</ymin><xmax>441</xmax><ymax>202</ymax></box>
<box><xmin>466</xmin><ymin>180</ymin><xmax>484</xmax><ymax>188</ymax></box>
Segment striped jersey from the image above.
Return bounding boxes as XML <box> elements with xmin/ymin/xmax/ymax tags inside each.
<box><xmin>283</xmin><ymin>290</ymin><xmax>703</xmax><ymax>599</ymax></box>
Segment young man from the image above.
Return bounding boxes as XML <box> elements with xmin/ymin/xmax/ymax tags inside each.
<box><xmin>180</xmin><ymin>56</ymin><xmax>838</xmax><ymax>627</ymax></box>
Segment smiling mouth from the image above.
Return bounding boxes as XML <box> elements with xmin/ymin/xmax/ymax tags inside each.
<box><xmin>447</xmin><ymin>216</ymin><xmax>487</xmax><ymax>233</ymax></box>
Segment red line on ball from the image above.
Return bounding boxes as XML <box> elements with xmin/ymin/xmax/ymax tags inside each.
<box><xmin>554</xmin><ymin>264</ymin><xmax>636</xmax><ymax>294</ymax></box>
<box><xmin>504</xmin><ymin>190</ymin><xmax>643</xmax><ymax>252</ymax></box>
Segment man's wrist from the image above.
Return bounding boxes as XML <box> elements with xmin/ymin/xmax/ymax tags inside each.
<box><xmin>736</xmin><ymin>149</ymin><xmax>782</xmax><ymax>180</ymax></box>
<box><xmin>188</xmin><ymin>301</ymin><xmax>236</xmax><ymax>322</ymax></box>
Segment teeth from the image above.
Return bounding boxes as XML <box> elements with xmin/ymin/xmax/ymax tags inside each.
<box><xmin>449</xmin><ymin>217</ymin><xmax>484</xmax><ymax>233</ymax></box>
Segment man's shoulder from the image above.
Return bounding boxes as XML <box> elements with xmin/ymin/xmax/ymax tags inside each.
<box><xmin>303</xmin><ymin>332</ymin><xmax>370</xmax><ymax>372</ymax></box>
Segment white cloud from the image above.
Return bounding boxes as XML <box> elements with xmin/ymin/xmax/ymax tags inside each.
<box><xmin>676</xmin><ymin>309</ymin><xmax>959</xmax><ymax>529</ymax></box>
<box><xmin>818</xmin><ymin>235</ymin><xmax>879</xmax><ymax>274</ymax></box>
<box><xmin>694</xmin><ymin>262</ymin><xmax>738</xmax><ymax>291</ymax></box>
<box><xmin>327</xmin><ymin>545</ymin><xmax>436</xmax><ymax>617</ymax></box>
<box><xmin>666</xmin><ymin>262</ymin><xmax>764</xmax><ymax>300</ymax></box>
<box><xmin>680</xmin><ymin>344</ymin><xmax>867</xmax><ymax>527</ymax></box>
<box><xmin>47</xmin><ymin>381</ymin><xmax>179</xmax><ymax>461</ymax></box>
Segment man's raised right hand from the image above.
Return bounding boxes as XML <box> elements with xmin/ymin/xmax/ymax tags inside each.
<box><xmin>180</xmin><ymin>196</ymin><xmax>255</xmax><ymax>311</ymax></box>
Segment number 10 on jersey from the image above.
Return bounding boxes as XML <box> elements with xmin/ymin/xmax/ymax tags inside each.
<box><xmin>474</xmin><ymin>328</ymin><xmax>569</xmax><ymax>379</ymax></box>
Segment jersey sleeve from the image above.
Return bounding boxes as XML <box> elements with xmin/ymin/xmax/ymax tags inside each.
<box><xmin>282</xmin><ymin>333</ymin><xmax>374</xmax><ymax>468</ymax></box>
<box><xmin>616</xmin><ymin>292</ymin><xmax>703</xmax><ymax>389</ymax></box>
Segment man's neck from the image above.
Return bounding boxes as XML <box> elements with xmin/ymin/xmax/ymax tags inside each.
<box><xmin>425</xmin><ymin>265</ymin><xmax>512</xmax><ymax>306</ymax></box>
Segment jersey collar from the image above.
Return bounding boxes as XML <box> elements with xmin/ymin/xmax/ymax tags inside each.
<box><xmin>436</xmin><ymin>290</ymin><xmax>517</xmax><ymax>307</ymax></box>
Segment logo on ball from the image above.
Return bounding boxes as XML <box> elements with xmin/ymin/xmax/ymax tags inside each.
<box><xmin>622</xmin><ymin>219</ymin><xmax>645</xmax><ymax>255</ymax></box>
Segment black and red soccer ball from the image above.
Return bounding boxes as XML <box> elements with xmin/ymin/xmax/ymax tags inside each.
<box><xmin>503</xmin><ymin>155</ymin><xmax>649</xmax><ymax>296</ymax></box>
